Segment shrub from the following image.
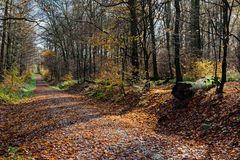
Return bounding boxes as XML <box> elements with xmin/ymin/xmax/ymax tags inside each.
<box><xmin>60</xmin><ymin>80</ymin><xmax>77</xmax><ymax>89</ymax></box>
<box><xmin>183</xmin><ymin>58</ymin><xmax>222</xmax><ymax>81</ymax></box>
<box><xmin>50</xmin><ymin>80</ymin><xmax>77</xmax><ymax>90</ymax></box>
<box><xmin>0</xmin><ymin>67</ymin><xmax>36</xmax><ymax>104</ymax></box>
<box><xmin>88</xmin><ymin>85</ymin><xmax>110</xmax><ymax>101</ymax></box>
<box><xmin>0</xmin><ymin>90</ymin><xmax>14</xmax><ymax>103</ymax></box>
<box><xmin>62</xmin><ymin>72</ymin><xmax>73</xmax><ymax>81</ymax></box>
<box><xmin>40</xmin><ymin>68</ymin><xmax>52</xmax><ymax>81</ymax></box>
<box><xmin>98</xmin><ymin>61</ymin><xmax>123</xmax><ymax>85</ymax></box>
<box><xmin>22</xmin><ymin>69</ymin><xmax>33</xmax><ymax>82</ymax></box>
<box><xmin>2</xmin><ymin>66</ymin><xmax>24</xmax><ymax>93</ymax></box>
<box><xmin>93</xmin><ymin>91</ymin><xmax>107</xmax><ymax>100</ymax></box>
<box><xmin>95</xmin><ymin>79</ymin><xmax>111</xmax><ymax>85</ymax></box>
<box><xmin>86</xmin><ymin>80</ymin><xmax>119</xmax><ymax>101</ymax></box>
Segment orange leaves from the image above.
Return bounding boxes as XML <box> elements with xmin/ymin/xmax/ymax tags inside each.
<box><xmin>1</xmin><ymin>75</ymin><xmax>239</xmax><ymax>159</ymax></box>
<box><xmin>41</xmin><ymin>50</ymin><xmax>56</xmax><ymax>58</ymax></box>
<box><xmin>91</xmin><ymin>32</ymin><xmax>120</xmax><ymax>53</ymax></box>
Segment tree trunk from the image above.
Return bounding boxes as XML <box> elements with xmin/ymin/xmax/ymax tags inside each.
<box><xmin>190</xmin><ymin>0</ymin><xmax>202</xmax><ymax>57</ymax></box>
<box><xmin>0</xmin><ymin>0</ymin><xmax>9</xmax><ymax>79</ymax></box>
<box><xmin>174</xmin><ymin>0</ymin><xmax>183</xmax><ymax>83</ymax></box>
<box><xmin>217</xmin><ymin>0</ymin><xmax>230</xmax><ymax>93</ymax></box>
<box><xmin>140</xmin><ymin>0</ymin><xmax>150</xmax><ymax>81</ymax></box>
<box><xmin>83</xmin><ymin>44</ymin><xmax>88</xmax><ymax>81</ymax></box>
<box><xmin>237</xmin><ymin>31</ymin><xmax>240</xmax><ymax>72</ymax></box>
<box><xmin>89</xmin><ymin>45</ymin><xmax>92</xmax><ymax>78</ymax></box>
<box><xmin>128</xmin><ymin>0</ymin><xmax>139</xmax><ymax>80</ymax></box>
<box><xmin>147</xmin><ymin>0</ymin><xmax>159</xmax><ymax>80</ymax></box>
<box><xmin>6</xmin><ymin>0</ymin><xmax>13</xmax><ymax>70</ymax></box>
<box><xmin>93</xmin><ymin>46</ymin><xmax>97</xmax><ymax>78</ymax></box>
<box><xmin>165</xmin><ymin>1</ymin><xmax>174</xmax><ymax>79</ymax></box>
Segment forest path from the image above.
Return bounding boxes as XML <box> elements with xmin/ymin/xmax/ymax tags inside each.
<box><xmin>1</xmin><ymin>75</ymin><xmax>209</xmax><ymax>159</ymax></box>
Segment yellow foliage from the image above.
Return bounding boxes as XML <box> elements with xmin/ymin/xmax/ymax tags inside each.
<box><xmin>98</xmin><ymin>60</ymin><xmax>122</xmax><ymax>85</ymax></box>
<box><xmin>41</xmin><ymin>50</ymin><xmax>56</xmax><ymax>58</ymax></box>
<box><xmin>1</xmin><ymin>66</ymin><xmax>24</xmax><ymax>93</ymax></box>
<box><xmin>22</xmin><ymin>69</ymin><xmax>33</xmax><ymax>82</ymax></box>
<box><xmin>184</xmin><ymin>59</ymin><xmax>222</xmax><ymax>80</ymax></box>
<box><xmin>40</xmin><ymin>68</ymin><xmax>52</xmax><ymax>81</ymax></box>
<box><xmin>62</xmin><ymin>72</ymin><xmax>73</xmax><ymax>81</ymax></box>
<box><xmin>91</xmin><ymin>33</ymin><xmax>119</xmax><ymax>53</ymax></box>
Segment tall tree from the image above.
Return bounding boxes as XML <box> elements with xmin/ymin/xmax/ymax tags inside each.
<box><xmin>174</xmin><ymin>0</ymin><xmax>183</xmax><ymax>82</ymax></box>
<box><xmin>164</xmin><ymin>1</ymin><xmax>174</xmax><ymax>79</ymax></box>
<box><xmin>190</xmin><ymin>0</ymin><xmax>202</xmax><ymax>57</ymax></box>
<box><xmin>0</xmin><ymin>0</ymin><xmax>10</xmax><ymax>79</ymax></box>
<box><xmin>147</xmin><ymin>0</ymin><xmax>159</xmax><ymax>80</ymax></box>
<box><xmin>237</xmin><ymin>30</ymin><xmax>240</xmax><ymax>71</ymax></box>
<box><xmin>128</xmin><ymin>0</ymin><xmax>140</xmax><ymax>80</ymax></box>
<box><xmin>217</xmin><ymin>0</ymin><xmax>233</xmax><ymax>93</ymax></box>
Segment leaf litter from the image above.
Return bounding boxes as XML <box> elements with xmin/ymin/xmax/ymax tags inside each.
<box><xmin>0</xmin><ymin>76</ymin><xmax>239</xmax><ymax>159</ymax></box>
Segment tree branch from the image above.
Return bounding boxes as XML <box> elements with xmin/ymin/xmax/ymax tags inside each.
<box><xmin>0</xmin><ymin>17</ymin><xmax>36</xmax><ymax>22</ymax></box>
<box><xmin>92</xmin><ymin>0</ymin><xmax>127</xmax><ymax>7</ymax></box>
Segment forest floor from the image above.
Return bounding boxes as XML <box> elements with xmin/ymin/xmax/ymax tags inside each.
<box><xmin>0</xmin><ymin>75</ymin><xmax>239</xmax><ymax>159</ymax></box>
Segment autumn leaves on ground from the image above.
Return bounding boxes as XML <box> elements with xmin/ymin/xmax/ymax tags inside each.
<box><xmin>0</xmin><ymin>74</ymin><xmax>239</xmax><ymax>159</ymax></box>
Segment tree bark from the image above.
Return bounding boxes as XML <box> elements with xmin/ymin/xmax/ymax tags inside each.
<box><xmin>217</xmin><ymin>0</ymin><xmax>230</xmax><ymax>93</ymax></box>
<box><xmin>174</xmin><ymin>0</ymin><xmax>183</xmax><ymax>83</ymax></box>
<box><xmin>190</xmin><ymin>0</ymin><xmax>202</xmax><ymax>57</ymax></box>
<box><xmin>128</xmin><ymin>0</ymin><xmax>139</xmax><ymax>80</ymax></box>
<box><xmin>0</xmin><ymin>0</ymin><xmax>9</xmax><ymax>79</ymax></box>
<box><xmin>147</xmin><ymin>0</ymin><xmax>159</xmax><ymax>80</ymax></box>
<box><xmin>165</xmin><ymin>1</ymin><xmax>174</xmax><ymax>79</ymax></box>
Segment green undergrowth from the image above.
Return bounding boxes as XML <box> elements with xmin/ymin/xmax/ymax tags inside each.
<box><xmin>87</xmin><ymin>82</ymin><xmax>115</xmax><ymax>101</ymax></box>
<box><xmin>86</xmin><ymin>77</ymin><xmax>213</xmax><ymax>102</ymax></box>
<box><xmin>0</xmin><ymin>74</ymin><xmax>36</xmax><ymax>104</ymax></box>
<box><xmin>87</xmin><ymin>79</ymin><xmax>121</xmax><ymax>101</ymax></box>
<box><xmin>227</xmin><ymin>70</ymin><xmax>240</xmax><ymax>81</ymax></box>
<box><xmin>154</xmin><ymin>71</ymin><xmax>240</xmax><ymax>91</ymax></box>
<box><xmin>0</xmin><ymin>146</ymin><xmax>34</xmax><ymax>160</ymax></box>
<box><xmin>184</xmin><ymin>77</ymin><xmax>215</xmax><ymax>90</ymax></box>
<box><xmin>185</xmin><ymin>72</ymin><xmax>240</xmax><ymax>90</ymax></box>
<box><xmin>86</xmin><ymin>79</ymin><xmax>140</xmax><ymax>104</ymax></box>
<box><xmin>21</xmin><ymin>74</ymin><xmax>37</xmax><ymax>97</ymax></box>
<box><xmin>49</xmin><ymin>80</ymin><xmax>78</xmax><ymax>90</ymax></box>
<box><xmin>154</xmin><ymin>79</ymin><xmax>176</xmax><ymax>85</ymax></box>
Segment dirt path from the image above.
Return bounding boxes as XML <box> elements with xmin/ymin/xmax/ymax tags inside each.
<box><xmin>1</xmin><ymin>75</ymin><xmax>226</xmax><ymax>159</ymax></box>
